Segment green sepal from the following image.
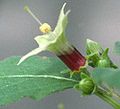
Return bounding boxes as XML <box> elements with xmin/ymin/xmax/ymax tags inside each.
<box><xmin>79</xmin><ymin>78</ymin><xmax>96</xmax><ymax>95</ymax></box>
<box><xmin>80</xmin><ymin>72</ymin><xmax>89</xmax><ymax>79</ymax></box>
<box><xmin>74</xmin><ymin>84</ymin><xmax>80</xmax><ymax>90</ymax></box>
<box><xmin>98</xmin><ymin>48</ymin><xmax>117</xmax><ymax>68</ymax></box>
<box><xmin>101</xmin><ymin>48</ymin><xmax>109</xmax><ymax>58</ymax></box>
<box><xmin>86</xmin><ymin>39</ymin><xmax>103</xmax><ymax>54</ymax></box>
<box><xmin>97</xmin><ymin>48</ymin><xmax>110</xmax><ymax>67</ymax></box>
<box><xmin>86</xmin><ymin>39</ymin><xmax>103</xmax><ymax>67</ymax></box>
<box><xmin>97</xmin><ymin>59</ymin><xmax>109</xmax><ymax>67</ymax></box>
<box><xmin>86</xmin><ymin>39</ymin><xmax>117</xmax><ymax>68</ymax></box>
<box><xmin>74</xmin><ymin>73</ymin><xmax>96</xmax><ymax>95</ymax></box>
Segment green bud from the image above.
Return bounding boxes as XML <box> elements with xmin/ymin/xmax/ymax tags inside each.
<box><xmin>86</xmin><ymin>39</ymin><xmax>103</xmax><ymax>67</ymax></box>
<box><xmin>79</xmin><ymin>78</ymin><xmax>96</xmax><ymax>95</ymax></box>
<box><xmin>97</xmin><ymin>48</ymin><xmax>117</xmax><ymax>68</ymax></box>
<box><xmin>97</xmin><ymin>48</ymin><xmax>110</xmax><ymax>67</ymax></box>
<box><xmin>86</xmin><ymin>39</ymin><xmax>103</xmax><ymax>55</ymax></box>
<box><xmin>86</xmin><ymin>39</ymin><xmax>117</xmax><ymax>68</ymax></box>
<box><xmin>97</xmin><ymin>59</ymin><xmax>110</xmax><ymax>67</ymax></box>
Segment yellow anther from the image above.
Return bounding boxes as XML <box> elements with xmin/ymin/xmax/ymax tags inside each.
<box><xmin>39</xmin><ymin>23</ymin><xmax>52</xmax><ymax>33</ymax></box>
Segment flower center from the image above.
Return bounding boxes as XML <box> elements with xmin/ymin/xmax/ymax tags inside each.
<box><xmin>39</xmin><ymin>23</ymin><xmax>51</xmax><ymax>33</ymax></box>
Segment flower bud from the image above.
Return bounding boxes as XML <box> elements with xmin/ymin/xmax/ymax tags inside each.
<box><xmin>79</xmin><ymin>78</ymin><xmax>96</xmax><ymax>95</ymax></box>
<box><xmin>86</xmin><ymin>39</ymin><xmax>103</xmax><ymax>67</ymax></box>
<box><xmin>97</xmin><ymin>59</ymin><xmax>110</xmax><ymax>67</ymax></box>
<box><xmin>86</xmin><ymin>39</ymin><xmax>117</xmax><ymax>68</ymax></box>
<box><xmin>86</xmin><ymin>39</ymin><xmax>103</xmax><ymax>55</ymax></box>
<box><xmin>97</xmin><ymin>48</ymin><xmax>117</xmax><ymax>68</ymax></box>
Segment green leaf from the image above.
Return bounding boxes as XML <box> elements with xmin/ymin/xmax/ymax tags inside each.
<box><xmin>91</xmin><ymin>68</ymin><xmax>120</xmax><ymax>89</ymax></box>
<box><xmin>0</xmin><ymin>56</ymin><xmax>78</xmax><ymax>105</ymax></box>
<box><xmin>114</xmin><ymin>41</ymin><xmax>120</xmax><ymax>55</ymax></box>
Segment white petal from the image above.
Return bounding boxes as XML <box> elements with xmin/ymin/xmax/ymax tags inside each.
<box><xmin>17</xmin><ymin>47</ymin><xmax>44</xmax><ymax>65</ymax></box>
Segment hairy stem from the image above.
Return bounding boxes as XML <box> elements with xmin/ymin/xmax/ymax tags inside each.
<box><xmin>95</xmin><ymin>87</ymin><xmax>120</xmax><ymax>109</ymax></box>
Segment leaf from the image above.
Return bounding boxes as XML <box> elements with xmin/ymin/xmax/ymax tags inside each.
<box><xmin>0</xmin><ymin>56</ymin><xmax>78</xmax><ymax>105</ymax></box>
<box><xmin>114</xmin><ymin>41</ymin><xmax>120</xmax><ymax>55</ymax></box>
<box><xmin>91</xmin><ymin>68</ymin><xmax>120</xmax><ymax>89</ymax></box>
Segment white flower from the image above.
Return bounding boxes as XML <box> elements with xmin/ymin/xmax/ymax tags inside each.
<box><xmin>17</xmin><ymin>3</ymin><xmax>71</xmax><ymax>65</ymax></box>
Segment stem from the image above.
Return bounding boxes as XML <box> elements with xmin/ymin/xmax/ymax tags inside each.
<box><xmin>95</xmin><ymin>87</ymin><xmax>120</xmax><ymax>109</ymax></box>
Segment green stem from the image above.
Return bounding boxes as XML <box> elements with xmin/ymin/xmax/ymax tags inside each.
<box><xmin>95</xmin><ymin>87</ymin><xmax>120</xmax><ymax>109</ymax></box>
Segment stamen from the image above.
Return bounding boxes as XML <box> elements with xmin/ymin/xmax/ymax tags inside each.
<box><xmin>39</xmin><ymin>23</ymin><xmax>52</xmax><ymax>33</ymax></box>
<box><xmin>24</xmin><ymin>6</ymin><xmax>42</xmax><ymax>25</ymax></box>
<box><xmin>24</xmin><ymin>6</ymin><xmax>51</xmax><ymax>33</ymax></box>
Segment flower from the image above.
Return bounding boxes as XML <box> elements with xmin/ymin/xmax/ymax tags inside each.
<box><xmin>17</xmin><ymin>3</ymin><xmax>86</xmax><ymax>71</ymax></box>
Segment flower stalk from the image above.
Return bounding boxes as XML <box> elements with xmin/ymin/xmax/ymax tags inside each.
<box><xmin>95</xmin><ymin>87</ymin><xmax>120</xmax><ymax>109</ymax></box>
